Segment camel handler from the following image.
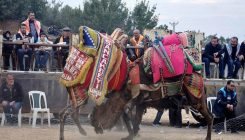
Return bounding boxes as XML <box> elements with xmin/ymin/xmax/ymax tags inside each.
<box><xmin>126</xmin><ymin>29</ymin><xmax>145</xmax><ymax>98</ymax></box>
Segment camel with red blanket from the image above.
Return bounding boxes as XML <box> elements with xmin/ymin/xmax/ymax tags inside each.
<box><xmin>59</xmin><ymin>27</ymin><xmax>213</xmax><ymax>140</ymax></box>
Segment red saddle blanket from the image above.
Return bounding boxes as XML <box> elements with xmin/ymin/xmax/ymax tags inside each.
<box><xmin>60</xmin><ymin>47</ymin><xmax>93</xmax><ymax>87</ymax></box>
<box><xmin>151</xmin><ymin>34</ymin><xmax>193</xmax><ymax>83</ymax></box>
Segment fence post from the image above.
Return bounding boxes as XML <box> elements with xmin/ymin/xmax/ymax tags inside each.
<box><xmin>0</xmin><ymin>30</ymin><xmax>3</xmax><ymax>70</ymax></box>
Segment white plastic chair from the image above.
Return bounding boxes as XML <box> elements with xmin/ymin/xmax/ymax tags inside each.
<box><xmin>207</xmin><ymin>96</ymin><xmax>227</xmax><ymax>133</ymax></box>
<box><xmin>206</xmin><ymin>97</ymin><xmax>217</xmax><ymax>113</ymax></box>
<box><xmin>1</xmin><ymin>107</ymin><xmax>22</xmax><ymax>127</ymax></box>
<box><xmin>28</xmin><ymin>91</ymin><xmax>51</xmax><ymax>127</ymax></box>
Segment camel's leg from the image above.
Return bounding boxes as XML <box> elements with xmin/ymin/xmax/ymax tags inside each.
<box><xmin>195</xmin><ymin>97</ymin><xmax>213</xmax><ymax>140</ymax></box>
<box><xmin>70</xmin><ymin>105</ymin><xmax>87</xmax><ymax>136</ymax></box>
<box><xmin>59</xmin><ymin>105</ymin><xmax>71</xmax><ymax>140</ymax></box>
<box><xmin>132</xmin><ymin>104</ymin><xmax>145</xmax><ymax>136</ymax></box>
<box><xmin>121</xmin><ymin>112</ymin><xmax>134</xmax><ymax>140</ymax></box>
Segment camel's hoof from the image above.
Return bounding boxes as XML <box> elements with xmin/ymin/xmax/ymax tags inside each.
<box><xmin>80</xmin><ymin>129</ymin><xmax>87</xmax><ymax>136</ymax></box>
<box><xmin>205</xmin><ymin>137</ymin><xmax>211</xmax><ymax>140</ymax></box>
<box><xmin>121</xmin><ymin>136</ymin><xmax>133</xmax><ymax>140</ymax></box>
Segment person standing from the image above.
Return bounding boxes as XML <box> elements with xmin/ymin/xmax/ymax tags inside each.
<box><xmin>53</xmin><ymin>27</ymin><xmax>71</xmax><ymax>68</ymax></box>
<box><xmin>22</xmin><ymin>11</ymin><xmax>43</xmax><ymax>43</ymax></box>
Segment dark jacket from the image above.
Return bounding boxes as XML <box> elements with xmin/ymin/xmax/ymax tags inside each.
<box><xmin>202</xmin><ymin>42</ymin><xmax>223</xmax><ymax>61</ymax></box>
<box><xmin>213</xmin><ymin>87</ymin><xmax>238</xmax><ymax>118</ymax></box>
<box><xmin>15</xmin><ymin>32</ymin><xmax>32</xmax><ymax>50</ymax></box>
<box><xmin>217</xmin><ymin>44</ymin><xmax>242</xmax><ymax>61</ymax></box>
<box><xmin>238</xmin><ymin>41</ymin><xmax>245</xmax><ymax>59</ymax></box>
<box><xmin>126</xmin><ymin>38</ymin><xmax>144</xmax><ymax>62</ymax></box>
<box><xmin>0</xmin><ymin>82</ymin><xmax>24</xmax><ymax>102</ymax></box>
<box><xmin>2</xmin><ymin>31</ymin><xmax>13</xmax><ymax>55</ymax></box>
<box><xmin>53</xmin><ymin>36</ymin><xmax>70</xmax><ymax>52</ymax></box>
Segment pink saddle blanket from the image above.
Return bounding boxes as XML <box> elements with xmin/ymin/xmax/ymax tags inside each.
<box><xmin>151</xmin><ymin>43</ymin><xmax>193</xmax><ymax>83</ymax></box>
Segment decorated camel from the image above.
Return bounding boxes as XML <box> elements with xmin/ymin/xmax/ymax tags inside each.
<box><xmin>59</xmin><ymin>26</ymin><xmax>213</xmax><ymax>140</ymax></box>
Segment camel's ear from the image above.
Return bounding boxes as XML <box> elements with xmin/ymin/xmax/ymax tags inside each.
<box><xmin>79</xmin><ymin>26</ymin><xmax>84</xmax><ymax>44</ymax></box>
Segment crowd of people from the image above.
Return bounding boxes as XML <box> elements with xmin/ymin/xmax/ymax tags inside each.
<box><xmin>2</xmin><ymin>11</ymin><xmax>71</xmax><ymax>71</ymax></box>
<box><xmin>0</xmin><ymin>11</ymin><xmax>241</xmax><ymax>134</ymax></box>
<box><xmin>202</xmin><ymin>36</ymin><xmax>245</xmax><ymax>79</ymax></box>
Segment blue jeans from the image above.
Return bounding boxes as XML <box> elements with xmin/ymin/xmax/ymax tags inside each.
<box><xmin>35</xmin><ymin>50</ymin><xmax>49</xmax><ymax>69</ymax></box>
<box><xmin>202</xmin><ymin>57</ymin><xmax>224</xmax><ymax>77</ymax></box>
<box><xmin>2</xmin><ymin>101</ymin><xmax>22</xmax><ymax>114</ymax></box>
<box><xmin>17</xmin><ymin>48</ymin><xmax>33</xmax><ymax>71</ymax></box>
<box><xmin>225</xmin><ymin>58</ymin><xmax>241</xmax><ymax>78</ymax></box>
<box><xmin>153</xmin><ymin>110</ymin><xmax>163</xmax><ymax>124</ymax></box>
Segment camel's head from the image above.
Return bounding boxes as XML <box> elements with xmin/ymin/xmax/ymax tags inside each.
<box><xmin>78</xmin><ymin>26</ymin><xmax>102</xmax><ymax>56</ymax></box>
<box><xmin>90</xmin><ymin>90</ymin><xmax>132</xmax><ymax>134</ymax></box>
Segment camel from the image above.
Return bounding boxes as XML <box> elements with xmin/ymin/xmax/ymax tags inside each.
<box><xmin>59</xmin><ymin>26</ymin><xmax>213</xmax><ymax>140</ymax></box>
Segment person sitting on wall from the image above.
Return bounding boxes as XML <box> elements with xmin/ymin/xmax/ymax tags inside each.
<box><xmin>34</xmin><ymin>32</ymin><xmax>53</xmax><ymax>71</ymax></box>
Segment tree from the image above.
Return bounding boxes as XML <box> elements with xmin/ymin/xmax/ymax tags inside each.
<box><xmin>127</xmin><ymin>0</ymin><xmax>158</xmax><ymax>32</ymax></box>
<box><xmin>156</xmin><ymin>24</ymin><xmax>169</xmax><ymax>31</ymax></box>
<box><xmin>219</xmin><ymin>36</ymin><xmax>226</xmax><ymax>45</ymax></box>
<box><xmin>82</xmin><ymin>0</ymin><xmax>129</xmax><ymax>34</ymax></box>
<box><xmin>0</xmin><ymin>0</ymin><xmax>48</xmax><ymax>21</ymax></box>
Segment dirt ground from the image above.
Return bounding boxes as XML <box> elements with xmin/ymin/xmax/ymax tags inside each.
<box><xmin>0</xmin><ymin>109</ymin><xmax>244</xmax><ymax>140</ymax></box>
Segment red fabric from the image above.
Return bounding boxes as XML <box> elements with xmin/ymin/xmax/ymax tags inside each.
<box><xmin>162</xmin><ymin>33</ymin><xmax>181</xmax><ymax>46</ymax></box>
<box><xmin>81</xmin><ymin>62</ymin><xmax>95</xmax><ymax>89</ymax></box>
<box><xmin>108</xmin><ymin>53</ymin><xmax>128</xmax><ymax>91</ymax></box>
<box><xmin>129</xmin><ymin>64</ymin><xmax>140</xmax><ymax>85</ymax></box>
<box><xmin>151</xmin><ymin>34</ymin><xmax>193</xmax><ymax>83</ymax></box>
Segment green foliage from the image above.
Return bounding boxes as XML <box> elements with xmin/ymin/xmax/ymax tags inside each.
<box><xmin>127</xmin><ymin>0</ymin><xmax>158</xmax><ymax>32</ymax></box>
<box><xmin>0</xmin><ymin>0</ymin><xmax>48</xmax><ymax>21</ymax></box>
<box><xmin>156</xmin><ymin>24</ymin><xmax>169</xmax><ymax>31</ymax></box>
<box><xmin>82</xmin><ymin>0</ymin><xmax>129</xmax><ymax>34</ymax></box>
<box><xmin>0</xmin><ymin>0</ymin><xmax>159</xmax><ymax>34</ymax></box>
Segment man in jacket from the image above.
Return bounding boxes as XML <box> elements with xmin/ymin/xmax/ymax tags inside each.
<box><xmin>0</xmin><ymin>74</ymin><xmax>24</xmax><ymax>124</ymax></box>
<box><xmin>213</xmin><ymin>80</ymin><xmax>238</xmax><ymax>133</ymax></box>
<box><xmin>202</xmin><ymin>36</ymin><xmax>224</xmax><ymax>78</ymax></box>
<box><xmin>215</xmin><ymin>37</ymin><xmax>242</xmax><ymax>79</ymax></box>
<box><xmin>22</xmin><ymin>11</ymin><xmax>43</xmax><ymax>43</ymax></box>
<box><xmin>127</xmin><ymin>29</ymin><xmax>144</xmax><ymax>62</ymax></box>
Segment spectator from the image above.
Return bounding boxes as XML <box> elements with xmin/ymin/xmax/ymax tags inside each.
<box><xmin>213</xmin><ymin>80</ymin><xmax>238</xmax><ymax>134</ymax></box>
<box><xmin>127</xmin><ymin>29</ymin><xmax>144</xmax><ymax>62</ymax></box>
<box><xmin>0</xmin><ymin>74</ymin><xmax>23</xmax><ymax>124</ymax></box>
<box><xmin>215</xmin><ymin>37</ymin><xmax>242</xmax><ymax>79</ymax></box>
<box><xmin>53</xmin><ymin>27</ymin><xmax>71</xmax><ymax>68</ymax></box>
<box><xmin>22</xmin><ymin>11</ymin><xmax>43</xmax><ymax>43</ymax></box>
<box><xmin>14</xmin><ymin>24</ymin><xmax>33</xmax><ymax>71</ymax></box>
<box><xmin>169</xmin><ymin>107</ymin><xmax>182</xmax><ymax>128</ymax></box>
<box><xmin>2</xmin><ymin>31</ymin><xmax>16</xmax><ymax>70</ymax></box>
<box><xmin>237</xmin><ymin>40</ymin><xmax>245</xmax><ymax>67</ymax></box>
<box><xmin>152</xmin><ymin>109</ymin><xmax>163</xmax><ymax>126</ymax></box>
<box><xmin>34</xmin><ymin>32</ymin><xmax>53</xmax><ymax>71</ymax></box>
<box><xmin>202</xmin><ymin>36</ymin><xmax>224</xmax><ymax>78</ymax></box>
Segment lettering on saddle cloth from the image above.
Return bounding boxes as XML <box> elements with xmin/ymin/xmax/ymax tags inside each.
<box><xmin>89</xmin><ymin>39</ymin><xmax>112</xmax><ymax>99</ymax></box>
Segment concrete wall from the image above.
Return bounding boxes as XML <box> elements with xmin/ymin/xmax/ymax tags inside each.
<box><xmin>0</xmin><ymin>71</ymin><xmax>94</xmax><ymax>114</ymax></box>
<box><xmin>0</xmin><ymin>71</ymin><xmax>244</xmax><ymax>116</ymax></box>
<box><xmin>204</xmin><ymin>79</ymin><xmax>245</xmax><ymax>116</ymax></box>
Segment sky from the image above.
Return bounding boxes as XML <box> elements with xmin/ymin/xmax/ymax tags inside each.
<box><xmin>48</xmin><ymin>0</ymin><xmax>245</xmax><ymax>42</ymax></box>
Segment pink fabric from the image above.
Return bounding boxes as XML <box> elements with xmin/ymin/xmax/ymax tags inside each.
<box><xmin>151</xmin><ymin>37</ymin><xmax>193</xmax><ymax>83</ymax></box>
<box><xmin>162</xmin><ymin>33</ymin><xmax>181</xmax><ymax>46</ymax></box>
<box><xmin>178</xmin><ymin>33</ymin><xmax>188</xmax><ymax>47</ymax></box>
